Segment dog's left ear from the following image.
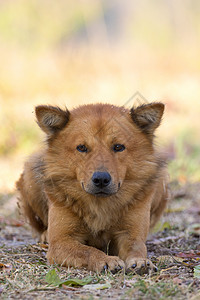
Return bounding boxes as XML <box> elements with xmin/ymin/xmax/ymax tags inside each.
<box><xmin>35</xmin><ymin>105</ymin><xmax>70</xmax><ymax>135</ymax></box>
<box><xmin>130</xmin><ymin>103</ymin><xmax>164</xmax><ymax>135</ymax></box>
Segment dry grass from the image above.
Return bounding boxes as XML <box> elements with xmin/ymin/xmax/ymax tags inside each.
<box><xmin>1</xmin><ymin>183</ymin><xmax>200</xmax><ymax>299</ymax></box>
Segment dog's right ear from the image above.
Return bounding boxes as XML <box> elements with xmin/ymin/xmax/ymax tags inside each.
<box><xmin>35</xmin><ymin>105</ymin><xmax>70</xmax><ymax>135</ymax></box>
<box><xmin>130</xmin><ymin>103</ymin><xmax>164</xmax><ymax>136</ymax></box>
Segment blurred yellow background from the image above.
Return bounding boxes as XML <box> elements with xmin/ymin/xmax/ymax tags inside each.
<box><xmin>0</xmin><ymin>0</ymin><xmax>200</xmax><ymax>193</ymax></box>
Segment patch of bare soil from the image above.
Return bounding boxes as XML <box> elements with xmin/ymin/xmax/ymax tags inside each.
<box><xmin>0</xmin><ymin>183</ymin><xmax>200</xmax><ymax>299</ymax></box>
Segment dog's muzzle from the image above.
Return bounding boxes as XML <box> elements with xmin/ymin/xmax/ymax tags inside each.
<box><xmin>83</xmin><ymin>171</ymin><xmax>119</xmax><ymax>197</ymax></box>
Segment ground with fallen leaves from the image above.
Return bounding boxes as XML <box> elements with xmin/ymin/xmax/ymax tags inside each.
<box><xmin>0</xmin><ymin>182</ymin><xmax>200</xmax><ymax>300</ymax></box>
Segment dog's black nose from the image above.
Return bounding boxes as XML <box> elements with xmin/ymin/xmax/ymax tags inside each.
<box><xmin>92</xmin><ymin>172</ymin><xmax>111</xmax><ymax>188</ymax></box>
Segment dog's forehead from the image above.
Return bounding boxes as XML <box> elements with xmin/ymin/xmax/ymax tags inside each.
<box><xmin>72</xmin><ymin>104</ymin><xmax>126</xmax><ymax>118</ymax></box>
<box><xmin>70</xmin><ymin>104</ymin><xmax>131</xmax><ymax>138</ymax></box>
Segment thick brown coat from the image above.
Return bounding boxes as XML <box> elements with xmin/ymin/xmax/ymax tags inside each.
<box><xmin>16</xmin><ymin>103</ymin><xmax>170</xmax><ymax>272</ymax></box>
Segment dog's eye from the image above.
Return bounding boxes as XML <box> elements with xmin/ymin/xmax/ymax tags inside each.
<box><xmin>113</xmin><ymin>144</ymin><xmax>125</xmax><ymax>152</ymax></box>
<box><xmin>77</xmin><ymin>144</ymin><xmax>88</xmax><ymax>153</ymax></box>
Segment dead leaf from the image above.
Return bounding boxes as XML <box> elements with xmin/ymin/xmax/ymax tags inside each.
<box><xmin>31</xmin><ymin>244</ymin><xmax>48</xmax><ymax>252</ymax></box>
<box><xmin>178</xmin><ymin>175</ymin><xmax>187</xmax><ymax>184</ymax></box>
<box><xmin>156</xmin><ymin>274</ymin><xmax>172</xmax><ymax>280</ymax></box>
<box><xmin>173</xmin><ymin>277</ymin><xmax>182</xmax><ymax>285</ymax></box>
<box><xmin>176</xmin><ymin>251</ymin><xmax>200</xmax><ymax>259</ymax></box>
<box><xmin>157</xmin><ymin>255</ymin><xmax>184</xmax><ymax>264</ymax></box>
<box><xmin>160</xmin><ymin>266</ymin><xmax>177</xmax><ymax>273</ymax></box>
<box><xmin>0</xmin><ymin>263</ymin><xmax>12</xmax><ymax>273</ymax></box>
<box><xmin>193</xmin><ymin>265</ymin><xmax>200</xmax><ymax>278</ymax></box>
<box><xmin>38</xmin><ymin>243</ymin><xmax>48</xmax><ymax>249</ymax></box>
<box><xmin>187</xmin><ymin>206</ymin><xmax>200</xmax><ymax>214</ymax></box>
<box><xmin>152</xmin><ymin>235</ymin><xmax>184</xmax><ymax>244</ymax></box>
<box><xmin>0</xmin><ymin>217</ymin><xmax>24</xmax><ymax>227</ymax></box>
<box><xmin>187</xmin><ymin>224</ymin><xmax>200</xmax><ymax>237</ymax></box>
<box><xmin>151</xmin><ymin>221</ymin><xmax>171</xmax><ymax>233</ymax></box>
<box><xmin>172</xmin><ymin>189</ymin><xmax>186</xmax><ymax>199</ymax></box>
<box><xmin>166</xmin><ymin>207</ymin><xmax>186</xmax><ymax>213</ymax></box>
<box><xmin>61</xmin><ymin>286</ymin><xmax>77</xmax><ymax>291</ymax></box>
<box><xmin>83</xmin><ymin>283</ymin><xmax>111</xmax><ymax>290</ymax></box>
<box><xmin>191</xmin><ymin>292</ymin><xmax>200</xmax><ymax>300</ymax></box>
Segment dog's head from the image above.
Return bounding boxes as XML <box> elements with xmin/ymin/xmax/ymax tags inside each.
<box><xmin>35</xmin><ymin>103</ymin><xmax>164</xmax><ymax>201</ymax></box>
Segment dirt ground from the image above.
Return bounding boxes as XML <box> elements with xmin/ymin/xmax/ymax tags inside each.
<box><xmin>0</xmin><ymin>182</ymin><xmax>200</xmax><ymax>300</ymax></box>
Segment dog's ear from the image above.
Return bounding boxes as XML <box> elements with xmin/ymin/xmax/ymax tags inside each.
<box><xmin>35</xmin><ymin>105</ymin><xmax>70</xmax><ymax>135</ymax></box>
<box><xmin>130</xmin><ymin>103</ymin><xmax>164</xmax><ymax>135</ymax></box>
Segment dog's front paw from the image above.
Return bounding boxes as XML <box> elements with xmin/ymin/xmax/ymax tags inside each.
<box><xmin>126</xmin><ymin>258</ymin><xmax>157</xmax><ymax>275</ymax></box>
<box><xmin>90</xmin><ymin>255</ymin><xmax>125</xmax><ymax>273</ymax></box>
<box><xmin>40</xmin><ymin>230</ymin><xmax>48</xmax><ymax>243</ymax></box>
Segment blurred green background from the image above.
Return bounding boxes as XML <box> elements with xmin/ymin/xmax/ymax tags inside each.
<box><xmin>0</xmin><ymin>0</ymin><xmax>200</xmax><ymax>193</ymax></box>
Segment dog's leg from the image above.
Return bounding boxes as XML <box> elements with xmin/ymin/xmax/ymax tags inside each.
<box><xmin>16</xmin><ymin>172</ymin><xmax>48</xmax><ymax>240</ymax></box>
<box><xmin>115</xmin><ymin>198</ymin><xmax>157</xmax><ymax>274</ymax></box>
<box><xmin>47</xmin><ymin>203</ymin><xmax>124</xmax><ymax>272</ymax></box>
<box><xmin>150</xmin><ymin>176</ymin><xmax>170</xmax><ymax>229</ymax></box>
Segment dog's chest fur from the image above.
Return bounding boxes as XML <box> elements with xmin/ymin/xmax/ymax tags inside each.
<box><xmin>65</xmin><ymin>194</ymin><xmax>128</xmax><ymax>234</ymax></box>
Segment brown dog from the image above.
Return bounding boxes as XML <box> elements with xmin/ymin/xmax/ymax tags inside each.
<box><xmin>16</xmin><ymin>102</ymin><xmax>170</xmax><ymax>273</ymax></box>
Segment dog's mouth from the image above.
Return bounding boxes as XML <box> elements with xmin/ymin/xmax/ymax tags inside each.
<box><xmin>81</xmin><ymin>182</ymin><xmax>120</xmax><ymax>197</ymax></box>
<box><xmin>93</xmin><ymin>191</ymin><xmax>110</xmax><ymax>197</ymax></box>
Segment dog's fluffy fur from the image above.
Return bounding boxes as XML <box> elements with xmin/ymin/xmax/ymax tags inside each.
<box><xmin>16</xmin><ymin>103</ymin><xmax>170</xmax><ymax>272</ymax></box>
